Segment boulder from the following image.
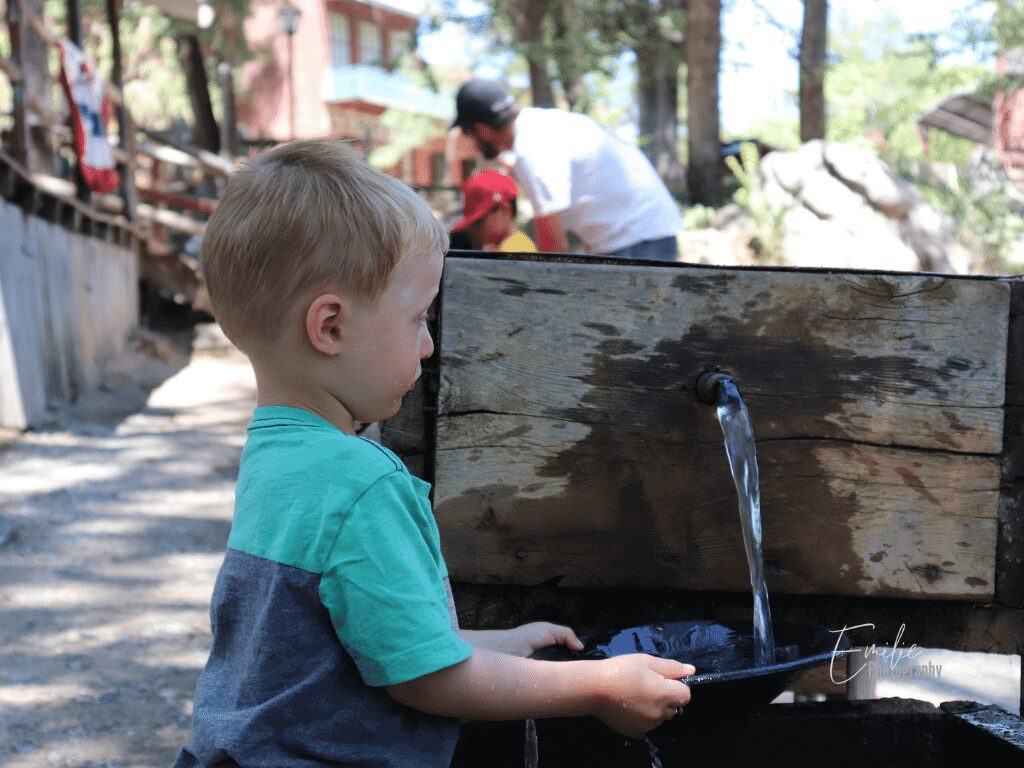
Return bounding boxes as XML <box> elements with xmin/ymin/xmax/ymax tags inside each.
<box><xmin>798</xmin><ymin>170</ymin><xmax>868</xmax><ymax>220</ymax></box>
<box><xmin>691</xmin><ymin>140</ymin><xmax>977</xmax><ymax>273</ymax></box>
<box><xmin>823</xmin><ymin>142</ymin><xmax>918</xmax><ymax>217</ymax></box>
<box><xmin>761</xmin><ymin>140</ymin><xmax>825</xmax><ymax>194</ymax></box>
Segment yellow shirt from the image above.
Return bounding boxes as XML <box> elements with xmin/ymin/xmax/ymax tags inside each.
<box><xmin>499</xmin><ymin>230</ymin><xmax>537</xmax><ymax>253</ymax></box>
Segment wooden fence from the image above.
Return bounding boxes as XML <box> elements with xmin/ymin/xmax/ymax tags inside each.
<box><xmin>1</xmin><ymin>0</ymin><xmax>233</xmax><ymax>306</ymax></box>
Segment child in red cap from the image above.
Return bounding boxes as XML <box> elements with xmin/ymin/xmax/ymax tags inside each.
<box><xmin>451</xmin><ymin>169</ymin><xmax>537</xmax><ymax>252</ymax></box>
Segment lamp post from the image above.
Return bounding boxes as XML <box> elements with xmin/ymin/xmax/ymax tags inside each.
<box><xmin>277</xmin><ymin>3</ymin><xmax>302</xmax><ymax>139</ymax></box>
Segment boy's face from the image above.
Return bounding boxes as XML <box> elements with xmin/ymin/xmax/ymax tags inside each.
<box><xmin>333</xmin><ymin>249</ymin><xmax>443</xmax><ymax>426</ymax></box>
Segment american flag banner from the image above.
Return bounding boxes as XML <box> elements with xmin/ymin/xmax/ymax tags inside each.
<box><xmin>57</xmin><ymin>37</ymin><xmax>120</xmax><ymax>194</ymax></box>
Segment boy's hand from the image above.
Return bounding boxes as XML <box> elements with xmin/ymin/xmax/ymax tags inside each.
<box><xmin>593</xmin><ymin>655</ymin><xmax>694</xmax><ymax>739</ymax></box>
<box><xmin>507</xmin><ymin>621</ymin><xmax>585</xmax><ymax>658</ymax></box>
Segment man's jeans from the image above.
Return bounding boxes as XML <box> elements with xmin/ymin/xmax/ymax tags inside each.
<box><xmin>605</xmin><ymin>235</ymin><xmax>679</xmax><ymax>262</ymax></box>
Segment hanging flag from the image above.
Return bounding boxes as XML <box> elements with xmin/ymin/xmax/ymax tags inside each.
<box><xmin>56</xmin><ymin>37</ymin><xmax>119</xmax><ymax>193</ymax></box>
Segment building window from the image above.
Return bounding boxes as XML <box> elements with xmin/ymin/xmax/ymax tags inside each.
<box><xmin>359</xmin><ymin>21</ymin><xmax>384</xmax><ymax>65</ymax></box>
<box><xmin>390</xmin><ymin>29</ymin><xmax>411</xmax><ymax>60</ymax></box>
<box><xmin>328</xmin><ymin>13</ymin><xmax>350</xmax><ymax>68</ymax></box>
<box><xmin>430</xmin><ymin>152</ymin><xmax>446</xmax><ymax>186</ymax></box>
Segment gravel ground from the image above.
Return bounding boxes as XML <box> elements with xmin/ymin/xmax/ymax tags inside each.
<box><xmin>0</xmin><ymin>326</ymin><xmax>256</xmax><ymax>767</ymax></box>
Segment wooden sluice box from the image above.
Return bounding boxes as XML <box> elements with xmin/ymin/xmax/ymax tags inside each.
<box><xmin>380</xmin><ymin>251</ymin><xmax>1024</xmax><ymax>766</ymax></box>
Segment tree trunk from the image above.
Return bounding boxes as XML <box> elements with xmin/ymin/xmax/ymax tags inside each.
<box><xmin>527</xmin><ymin>57</ymin><xmax>556</xmax><ymax>108</ymax></box>
<box><xmin>799</xmin><ymin>0</ymin><xmax>828</xmax><ymax>142</ymax></box>
<box><xmin>105</xmin><ymin>0</ymin><xmax>138</xmax><ymax>218</ymax></box>
<box><xmin>218</xmin><ymin>59</ymin><xmax>238</xmax><ymax>157</ymax></box>
<box><xmin>637</xmin><ymin>43</ymin><xmax>684</xmax><ymax>187</ymax></box>
<box><xmin>686</xmin><ymin>0</ymin><xmax>721</xmax><ymax>205</ymax></box>
<box><xmin>218</xmin><ymin>12</ymin><xmax>241</xmax><ymax>157</ymax></box>
<box><xmin>554</xmin><ymin>4</ymin><xmax>583</xmax><ymax>110</ymax></box>
<box><xmin>177</xmin><ymin>34</ymin><xmax>220</xmax><ymax>153</ymax></box>
<box><xmin>506</xmin><ymin>0</ymin><xmax>556</xmax><ymax>107</ymax></box>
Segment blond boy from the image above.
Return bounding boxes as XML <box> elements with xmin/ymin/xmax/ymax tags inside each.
<box><xmin>174</xmin><ymin>140</ymin><xmax>692</xmax><ymax>767</ymax></box>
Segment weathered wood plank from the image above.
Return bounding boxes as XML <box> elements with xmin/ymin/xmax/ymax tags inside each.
<box><xmin>436</xmin><ymin>415</ymin><xmax>998</xmax><ymax>598</ymax></box>
<box><xmin>998</xmin><ymin>278</ymin><xmax>1024</xmax><ymax>608</ymax></box>
<box><xmin>439</xmin><ymin>259</ymin><xmax>1008</xmax><ymax>451</ymax></box>
<box><xmin>435</xmin><ymin>258</ymin><xmax>1009</xmax><ymax>599</ymax></box>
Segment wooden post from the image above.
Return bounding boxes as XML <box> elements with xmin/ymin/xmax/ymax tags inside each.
<box><xmin>998</xmin><ymin>278</ymin><xmax>1024</xmax><ymax>717</ymax></box>
<box><xmin>65</xmin><ymin>0</ymin><xmax>81</xmax><ymax>45</ymax></box>
<box><xmin>9</xmin><ymin>0</ymin><xmax>58</xmax><ymax>174</ymax></box>
<box><xmin>218</xmin><ymin>59</ymin><xmax>238</xmax><ymax>158</ymax></box>
<box><xmin>64</xmin><ymin>0</ymin><xmax>91</xmax><ymax>201</ymax></box>
<box><xmin>104</xmin><ymin>0</ymin><xmax>137</xmax><ymax>221</ymax></box>
<box><xmin>6</xmin><ymin>0</ymin><xmax>31</xmax><ymax>168</ymax></box>
<box><xmin>998</xmin><ymin>278</ymin><xmax>1024</xmax><ymax>609</ymax></box>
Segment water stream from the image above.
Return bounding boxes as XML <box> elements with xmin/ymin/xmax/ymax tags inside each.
<box><xmin>524</xmin><ymin>719</ymin><xmax>538</xmax><ymax>768</ymax></box>
<box><xmin>712</xmin><ymin>376</ymin><xmax>776</xmax><ymax>666</ymax></box>
<box><xmin>520</xmin><ymin>373</ymin><xmax>777</xmax><ymax>766</ymax></box>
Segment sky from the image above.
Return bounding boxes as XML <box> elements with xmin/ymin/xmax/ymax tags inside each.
<box><xmin>417</xmin><ymin>0</ymin><xmax>995</xmax><ymax>135</ymax></box>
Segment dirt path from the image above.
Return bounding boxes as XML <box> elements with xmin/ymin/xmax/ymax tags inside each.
<box><xmin>0</xmin><ymin>327</ymin><xmax>256</xmax><ymax>767</ymax></box>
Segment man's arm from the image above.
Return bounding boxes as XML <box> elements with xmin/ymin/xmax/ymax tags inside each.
<box><xmin>386</xmin><ymin>648</ymin><xmax>693</xmax><ymax>739</ymax></box>
<box><xmin>534</xmin><ymin>212</ymin><xmax>569</xmax><ymax>253</ymax></box>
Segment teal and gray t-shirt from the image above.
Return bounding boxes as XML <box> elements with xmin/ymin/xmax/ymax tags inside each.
<box><xmin>174</xmin><ymin>406</ymin><xmax>473</xmax><ymax>767</ymax></box>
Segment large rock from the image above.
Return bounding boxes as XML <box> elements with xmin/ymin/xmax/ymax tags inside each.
<box><xmin>823</xmin><ymin>142</ymin><xmax>919</xmax><ymax>217</ymax></box>
<box><xmin>709</xmin><ymin>140</ymin><xmax>968</xmax><ymax>273</ymax></box>
<box><xmin>900</xmin><ymin>201</ymin><xmax>959</xmax><ymax>272</ymax></box>
<box><xmin>798</xmin><ymin>170</ymin><xmax>869</xmax><ymax>220</ymax></box>
<box><xmin>761</xmin><ymin>140</ymin><xmax>825</xmax><ymax>194</ymax></box>
<box><xmin>781</xmin><ymin>206</ymin><xmax>921</xmax><ymax>272</ymax></box>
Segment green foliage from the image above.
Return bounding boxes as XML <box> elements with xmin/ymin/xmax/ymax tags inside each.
<box><xmin>730</xmin><ymin>117</ymin><xmax>801</xmax><ymax>153</ymax></box>
<box><xmin>446</xmin><ymin>0</ymin><xmax>683</xmax><ymax>123</ymax></box>
<box><xmin>682</xmin><ymin>203</ymin><xmax>716</xmax><ymax>230</ymax></box>
<box><xmin>915</xmin><ymin>164</ymin><xmax>1024</xmax><ymax>273</ymax></box>
<box><xmin>825</xmin><ymin>14</ymin><xmax>989</xmax><ymax>166</ymax></box>
<box><xmin>991</xmin><ymin>0</ymin><xmax>1024</xmax><ymax>53</ymax></box>
<box><xmin>819</xmin><ymin>6</ymin><xmax>1024</xmax><ymax>273</ymax></box>
<box><xmin>367</xmin><ymin>109</ymin><xmax>442</xmax><ymax>170</ymax></box>
<box><xmin>724</xmin><ymin>141</ymin><xmax>783</xmax><ymax>261</ymax></box>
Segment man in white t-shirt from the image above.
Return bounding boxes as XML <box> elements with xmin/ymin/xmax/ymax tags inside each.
<box><xmin>451</xmin><ymin>78</ymin><xmax>683</xmax><ymax>260</ymax></box>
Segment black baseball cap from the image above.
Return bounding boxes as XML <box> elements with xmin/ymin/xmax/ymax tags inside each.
<box><xmin>451</xmin><ymin>78</ymin><xmax>518</xmax><ymax>131</ymax></box>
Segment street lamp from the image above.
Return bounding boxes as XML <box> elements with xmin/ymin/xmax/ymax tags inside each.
<box><xmin>197</xmin><ymin>3</ymin><xmax>214</xmax><ymax>29</ymax></box>
<box><xmin>277</xmin><ymin>3</ymin><xmax>302</xmax><ymax>139</ymax></box>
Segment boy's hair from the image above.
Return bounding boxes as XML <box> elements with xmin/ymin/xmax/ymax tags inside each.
<box><xmin>201</xmin><ymin>139</ymin><xmax>448</xmax><ymax>349</ymax></box>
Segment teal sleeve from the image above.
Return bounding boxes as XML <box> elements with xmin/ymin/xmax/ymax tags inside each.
<box><xmin>319</xmin><ymin>470</ymin><xmax>473</xmax><ymax>687</ymax></box>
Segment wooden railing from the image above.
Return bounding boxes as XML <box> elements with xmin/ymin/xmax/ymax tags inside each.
<box><xmin>1</xmin><ymin>0</ymin><xmax>235</xmax><ymax>300</ymax></box>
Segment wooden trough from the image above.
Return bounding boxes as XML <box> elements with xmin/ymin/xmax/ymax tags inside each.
<box><xmin>381</xmin><ymin>250</ymin><xmax>1024</xmax><ymax>740</ymax></box>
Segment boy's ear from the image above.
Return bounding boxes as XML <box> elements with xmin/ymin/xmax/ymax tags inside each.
<box><xmin>305</xmin><ymin>293</ymin><xmax>348</xmax><ymax>355</ymax></box>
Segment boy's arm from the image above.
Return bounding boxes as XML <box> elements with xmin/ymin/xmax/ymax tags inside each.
<box><xmin>386</xmin><ymin>648</ymin><xmax>693</xmax><ymax>739</ymax></box>
<box><xmin>460</xmin><ymin>622</ymin><xmax>583</xmax><ymax>657</ymax></box>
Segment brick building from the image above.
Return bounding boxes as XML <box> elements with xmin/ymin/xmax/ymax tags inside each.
<box><xmin>236</xmin><ymin>0</ymin><xmax>478</xmax><ymax>186</ymax></box>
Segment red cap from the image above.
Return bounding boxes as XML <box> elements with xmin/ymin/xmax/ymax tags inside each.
<box><xmin>451</xmin><ymin>170</ymin><xmax>519</xmax><ymax>232</ymax></box>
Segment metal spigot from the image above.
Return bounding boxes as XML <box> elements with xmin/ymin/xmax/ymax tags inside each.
<box><xmin>696</xmin><ymin>371</ymin><xmax>734</xmax><ymax>405</ymax></box>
